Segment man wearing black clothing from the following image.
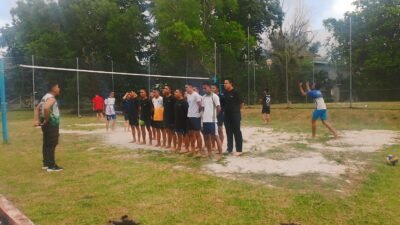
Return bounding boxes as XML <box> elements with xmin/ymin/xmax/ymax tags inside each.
<box><xmin>126</xmin><ymin>91</ymin><xmax>141</xmax><ymax>143</ymax></box>
<box><xmin>139</xmin><ymin>89</ymin><xmax>154</xmax><ymax>145</ymax></box>
<box><xmin>174</xmin><ymin>89</ymin><xmax>189</xmax><ymax>152</ymax></box>
<box><xmin>163</xmin><ymin>84</ymin><xmax>177</xmax><ymax>149</ymax></box>
<box><xmin>223</xmin><ymin>78</ymin><xmax>243</xmax><ymax>156</ymax></box>
<box><xmin>262</xmin><ymin>89</ymin><xmax>271</xmax><ymax>125</ymax></box>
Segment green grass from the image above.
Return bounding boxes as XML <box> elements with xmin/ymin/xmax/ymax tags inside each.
<box><xmin>1</xmin><ymin>105</ymin><xmax>400</xmax><ymax>225</ymax></box>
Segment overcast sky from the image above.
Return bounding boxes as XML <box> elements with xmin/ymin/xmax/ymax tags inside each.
<box><xmin>0</xmin><ymin>0</ymin><xmax>356</xmax><ymax>55</ymax></box>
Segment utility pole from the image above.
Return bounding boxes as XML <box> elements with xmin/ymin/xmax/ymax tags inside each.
<box><xmin>247</xmin><ymin>13</ymin><xmax>251</xmax><ymax>105</ymax></box>
<box><xmin>349</xmin><ymin>16</ymin><xmax>353</xmax><ymax>108</ymax></box>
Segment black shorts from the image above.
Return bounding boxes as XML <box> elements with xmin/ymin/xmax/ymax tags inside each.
<box><xmin>124</xmin><ymin>113</ymin><xmax>129</xmax><ymax>121</ymax></box>
<box><xmin>175</xmin><ymin>128</ymin><xmax>187</xmax><ymax>134</ymax></box>
<box><xmin>187</xmin><ymin>117</ymin><xmax>201</xmax><ymax>131</ymax></box>
<box><xmin>262</xmin><ymin>107</ymin><xmax>271</xmax><ymax>114</ymax></box>
<box><xmin>140</xmin><ymin>119</ymin><xmax>151</xmax><ymax>127</ymax></box>
<box><xmin>129</xmin><ymin>117</ymin><xmax>139</xmax><ymax>126</ymax></box>
<box><xmin>153</xmin><ymin>121</ymin><xmax>164</xmax><ymax>128</ymax></box>
<box><xmin>164</xmin><ymin>120</ymin><xmax>175</xmax><ymax>130</ymax></box>
<box><xmin>217</xmin><ymin>112</ymin><xmax>224</xmax><ymax>127</ymax></box>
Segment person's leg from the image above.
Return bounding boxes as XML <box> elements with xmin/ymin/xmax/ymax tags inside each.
<box><xmin>130</xmin><ymin>125</ymin><xmax>136</xmax><ymax>143</ymax></box>
<box><xmin>204</xmin><ymin>134</ymin><xmax>211</xmax><ymax>156</ymax></box>
<box><xmin>262</xmin><ymin>113</ymin><xmax>267</xmax><ymax>124</ymax></box>
<box><xmin>140</xmin><ymin>125</ymin><xmax>146</xmax><ymax>144</ymax></box>
<box><xmin>266</xmin><ymin>113</ymin><xmax>271</xmax><ymax>124</ymax></box>
<box><xmin>155</xmin><ymin>128</ymin><xmax>161</xmax><ymax>146</ymax></box>
<box><xmin>162</xmin><ymin>128</ymin><xmax>166</xmax><ymax>147</ymax></box>
<box><xmin>311</xmin><ymin>120</ymin><xmax>317</xmax><ymax>138</ymax></box>
<box><xmin>48</xmin><ymin>125</ymin><xmax>59</xmax><ymax>168</ymax></box>
<box><xmin>218</xmin><ymin>126</ymin><xmax>224</xmax><ymax>145</ymax></box>
<box><xmin>106</xmin><ymin>117</ymin><xmax>110</xmax><ymax>132</ymax></box>
<box><xmin>111</xmin><ymin>118</ymin><xmax>116</xmax><ymax>131</ymax></box>
<box><xmin>135</xmin><ymin>126</ymin><xmax>141</xmax><ymax>143</ymax></box>
<box><xmin>224</xmin><ymin>116</ymin><xmax>234</xmax><ymax>152</ymax></box>
<box><xmin>184</xmin><ymin>133</ymin><xmax>190</xmax><ymax>152</ymax></box>
<box><xmin>188</xmin><ymin>131</ymin><xmax>195</xmax><ymax>153</ymax></box>
<box><xmin>42</xmin><ymin>126</ymin><xmax>50</xmax><ymax>168</ymax></box>
<box><xmin>177</xmin><ymin>133</ymin><xmax>182</xmax><ymax>151</ymax></box>
<box><xmin>146</xmin><ymin>126</ymin><xmax>152</xmax><ymax>145</ymax></box>
<box><xmin>232</xmin><ymin>116</ymin><xmax>243</xmax><ymax>155</ymax></box>
<box><xmin>195</xmin><ymin>131</ymin><xmax>203</xmax><ymax>151</ymax></box>
<box><xmin>322</xmin><ymin>120</ymin><xmax>338</xmax><ymax>138</ymax></box>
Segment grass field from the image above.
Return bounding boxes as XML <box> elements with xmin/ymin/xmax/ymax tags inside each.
<box><xmin>0</xmin><ymin>103</ymin><xmax>400</xmax><ymax>225</ymax></box>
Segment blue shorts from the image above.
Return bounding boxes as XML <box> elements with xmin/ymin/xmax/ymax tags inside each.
<box><xmin>312</xmin><ymin>110</ymin><xmax>327</xmax><ymax>121</ymax></box>
<box><xmin>188</xmin><ymin>117</ymin><xmax>201</xmax><ymax>131</ymax></box>
<box><xmin>202</xmin><ymin>122</ymin><xmax>217</xmax><ymax>136</ymax></box>
<box><xmin>106</xmin><ymin>115</ymin><xmax>116</xmax><ymax>121</ymax></box>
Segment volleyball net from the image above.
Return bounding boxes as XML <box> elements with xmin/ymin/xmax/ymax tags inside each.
<box><xmin>2</xmin><ymin>56</ymin><xmax>212</xmax><ymax>118</ymax></box>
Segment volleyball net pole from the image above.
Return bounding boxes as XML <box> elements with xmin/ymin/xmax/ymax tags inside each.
<box><xmin>19</xmin><ymin>62</ymin><xmax>209</xmax><ymax>117</ymax></box>
<box><xmin>0</xmin><ymin>58</ymin><xmax>9</xmax><ymax>143</ymax></box>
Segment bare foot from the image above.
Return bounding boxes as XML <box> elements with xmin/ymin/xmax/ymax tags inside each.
<box><xmin>179</xmin><ymin>149</ymin><xmax>189</xmax><ymax>154</ymax></box>
<box><xmin>215</xmin><ymin>154</ymin><xmax>223</xmax><ymax>161</ymax></box>
<box><xmin>234</xmin><ymin>152</ymin><xmax>242</xmax><ymax>156</ymax></box>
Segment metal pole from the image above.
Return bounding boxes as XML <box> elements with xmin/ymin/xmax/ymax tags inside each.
<box><xmin>349</xmin><ymin>16</ymin><xmax>353</xmax><ymax>108</ymax></box>
<box><xmin>32</xmin><ymin>55</ymin><xmax>35</xmax><ymax>118</ymax></box>
<box><xmin>111</xmin><ymin>60</ymin><xmax>114</xmax><ymax>91</ymax></box>
<box><xmin>312</xmin><ymin>56</ymin><xmax>315</xmax><ymax>84</ymax></box>
<box><xmin>0</xmin><ymin>58</ymin><xmax>9</xmax><ymax>143</ymax></box>
<box><xmin>148</xmin><ymin>57</ymin><xmax>151</xmax><ymax>91</ymax></box>
<box><xmin>76</xmin><ymin>57</ymin><xmax>80</xmax><ymax>117</ymax></box>
<box><xmin>253</xmin><ymin>58</ymin><xmax>256</xmax><ymax>104</ymax></box>
<box><xmin>247</xmin><ymin>25</ymin><xmax>250</xmax><ymax>105</ymax></box>
<box><xmin>214</xmin><ymin>42</ymin><xmax>217</xmax><ymax>83</ymax></box>
<box><xmin>285</xmin><ymin>38</ymin><xmax>289</xmax><ymax>107</ymax></box>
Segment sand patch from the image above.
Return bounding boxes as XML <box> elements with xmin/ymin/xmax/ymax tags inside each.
<box><xmin>205</xmin><ymin>153</ymin><xmax>346</xmax><ymax>177</ymax></box>
<box><xmin>59</xmin><ymin>126</ymin><xmax>399</xmax><ymax>179</ymax></box>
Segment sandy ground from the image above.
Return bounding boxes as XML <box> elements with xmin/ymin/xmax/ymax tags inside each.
<box><xmin>60</xmin><ymin>125</ymin><xmax>399</xmax><ymax>179</ymax></box>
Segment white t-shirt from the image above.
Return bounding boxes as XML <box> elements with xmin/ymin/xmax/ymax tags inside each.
<box><xmin>202</xmin><ymin>93</ymin><xmax>220</xmax><ymax>123</ymax></box>
<box><xmin>307</xmin><ymin>90</ymin><xmax>327</xmax><ymax>110</ymax></box>
<box><xmin>187</xmin><ymin>92</ymin><xmax>202</xmax><ymax>118</ymax></box>
<box><xmin>104</xmin><ymin>98</ymin><xmax>116</xmax><ymax>115</ymax></box>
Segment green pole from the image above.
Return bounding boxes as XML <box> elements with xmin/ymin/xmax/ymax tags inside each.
<box><xmin>0</xmin><ymin>58</ymin><xmax>9</xmax><ymax>143</ymax></box>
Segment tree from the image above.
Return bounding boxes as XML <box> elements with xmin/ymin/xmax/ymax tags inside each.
<box><xmin>323</xmin><ymin>0</ymin><xmax>400</xmax><ymax>100</ymax></box>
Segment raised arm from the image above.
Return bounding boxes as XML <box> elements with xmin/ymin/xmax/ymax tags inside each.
<box><xmin>299</xmin><ymin>82</ymin><xmax>307</xmax><ymax>96</ymax></box>
<box><xmin>305</xmin><ymin>81</ymin><xmax>312</xmax><ymax>92</ymax></box>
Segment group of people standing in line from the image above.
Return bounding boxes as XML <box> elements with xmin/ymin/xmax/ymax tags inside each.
<box><xmin>92</xmin><ymin>78</ymin><xmax>245</xmax><ymax>160</ymax></box>
<box><xmin>35</xmin><ymin>76</ymin><xmax>337</xmax><ymax>172</ymax></box>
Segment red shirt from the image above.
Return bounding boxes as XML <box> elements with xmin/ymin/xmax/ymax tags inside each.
<box><xmin>92</xmin><ymin>96</ymin><xmax>104</xmax><ymax>110</ymax></box>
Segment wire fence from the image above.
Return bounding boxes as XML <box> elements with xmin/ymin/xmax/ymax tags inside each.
<box><xmin>2</xmin><ymin>55</ymin><xmax>400</xmax><ymax>116</ymax></box>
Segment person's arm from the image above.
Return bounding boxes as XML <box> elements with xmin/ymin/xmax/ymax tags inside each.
<box><xmin>42</xmin><ymin>98</ymin><xmax>56</xmax><ymax>125</ymax></box>
<box><xmin>299</xmin><ymin>82</ymin><xmax>307</xmax><ymax>96</ymax></box>
<box><xmin>34</xmin><ymin>104</ymin><xmax>41</xmax><ymax>126</ymax></box>
<box><xmin>305</xmin><ymin>81</ymin><xmax>312</xmax><ymax>92</ymax></box>
<box><xmin>237</xmin><ymin>92</ymin><xmax>244</xmax><ymax>110</ymax></box>
<box><xmin>122</xmin><ymin>92</ymin><xmax>129</xmax><ymax>100</ymax></box>
<box><xmin>214</xmin><ymin>95</ymin><xmax>221</xmax><ymax>114</ymax></box>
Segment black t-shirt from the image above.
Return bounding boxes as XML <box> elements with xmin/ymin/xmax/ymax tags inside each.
<box><xmin>262</xmin><ymin>94</ymin><xmax>271</xmax><ymax>108</ymax></box>
<box><xmin>174</xmin><ymin>99</ymin><xmax>188</xmax><ymax>129</ymax></box>
<box><xmin>218</xmin><ymin>92</ymin><xmax>225</xmax><ymax>112</ymax></box>
<box><xmin>223</xmin><ymin>89</ymin><xmax>243</xmax><ymax>116</ymax></box>
<box><xmin>127</xmin><ymin>98</ymin><xmax>139</xmax><ymax>119</ymax></box>
<box><xmin>140</xmin><ymin>98</ymin><xmax>153</xmax><ymax>120</ymax></box>
<box><xmin>163</xmin><ymin>95</ymin><xmax>175</xmax><ymax>124</ymax></box>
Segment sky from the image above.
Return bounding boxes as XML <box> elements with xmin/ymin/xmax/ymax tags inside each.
<box><xmin>0</xmin><ymin>0</ymin><xmax>356</xmax><ymax>55</ymax></box>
